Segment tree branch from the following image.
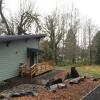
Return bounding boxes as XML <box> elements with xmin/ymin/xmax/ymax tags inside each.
<box><xmin>0</xmin><ymin>0</ymin><xmax>12</xmax><ymax>35</ymax></box>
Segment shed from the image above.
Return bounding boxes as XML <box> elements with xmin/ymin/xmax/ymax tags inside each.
<box><xmin>0</xmin><ymin>34</ymin><xmax>46</xmax><ymax>81</ymax></box>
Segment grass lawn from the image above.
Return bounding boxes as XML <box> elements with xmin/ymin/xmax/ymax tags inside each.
<box><xmin>56</xmin><ymin>65</ymin><xmax>100</xmax><ymax>78</ymax></box>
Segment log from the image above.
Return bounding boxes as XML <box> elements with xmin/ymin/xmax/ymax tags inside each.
<box><xmin>49</xmin><ymin>83</ymin><xmax>66</xmax><ymax>91</ymax></box>
<box><xmin>69</xmin><ymin>76</ymin><xmax>85</xmax><ymax>84</ymax></box>
<box><xmin>58</xmin><ymin>83</ymin><xmax>67</xmax><ymax>89</ymax></box>
<box><xmin>46</xmin><ymin>79</ymin><xmax>62</xmax><ymax>88</ymax></box>
<box><xmin>91</xmin><ymin>77</ymin><xmax>100</xmax><ymax>81</ymax></box>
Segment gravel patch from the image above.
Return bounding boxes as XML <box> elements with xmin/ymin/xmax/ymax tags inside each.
<box><xmin>0</xmin><ymin>84</ymin><xmax>46</xmax><ymax>98</ymax></box>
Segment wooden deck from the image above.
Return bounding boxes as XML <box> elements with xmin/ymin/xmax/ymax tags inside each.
<box><xmin>19</xmin><ymin>62</ymin><xmax>54</xmax><ymax>79</ymax></box>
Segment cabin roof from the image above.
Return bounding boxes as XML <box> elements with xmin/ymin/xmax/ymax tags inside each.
<box><xmin>0</xmin><ymin>34</ymin><xmax>46</xmax><ymax>42</ymax></box>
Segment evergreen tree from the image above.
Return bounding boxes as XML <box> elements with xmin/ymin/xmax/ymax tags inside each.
<box><xmin>92</xmin><ymin>31</ymin><xmax>100</xmax><ymax>64</ymax></box>
<box><xmin>65</xmin><ymin>28</ymin><xmax>77</xmax><ymax>64</ymax></box>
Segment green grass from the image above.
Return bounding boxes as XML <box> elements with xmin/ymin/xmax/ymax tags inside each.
<box><xmin>77</xmin><ymin>65</ymin><xmax>100</xmax><ymax>78</ymax></box>
<box><xmin>56</xmin><ymin>65</ymin><xmax>100</xmax><ymax>78</ymax></box>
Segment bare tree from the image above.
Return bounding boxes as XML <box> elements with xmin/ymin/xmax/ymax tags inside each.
<box><xmin>43</xmin><ymin>11</ymin><xmax>64</xmax><ymax>63</ymax></box>
<box><xmin>15</xmin><ymin>0</ymin><xmax>41</xmax><ymax>35</ymax></box>
<box><xmin>87</xmin><ymin>20</ymin><xmax>93</xmax><ymax>65</ymax></box>
<box><xmin>85</xmin><ymin>19</ymin><xmax>96</xmax><ymax>65</ymax></box>
<box><xmin>61</xmin><ymin>13</ymin><xmax>69</xmax><ymax>60</ymax></box>
<box><xmin>0</xmin><ymin>0</ymin><xmax>41</xmax><ymax>35</ymax></box>
<box><xmin>80</xmin><ymin>24</ymin><xmax>88</xmax><ymax>64</ymax></box>
<box><xmin>0</xmin><ymin>0</ymin><xmax>13</xmax><ymax>35</ymax></box>
<box><xmin>16</xmin><ymin>11</ymin><xmax>41</xmax><ymax>35</ymax></box>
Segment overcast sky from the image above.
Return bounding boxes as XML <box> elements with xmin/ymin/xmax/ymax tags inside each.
<box><xmin>4</xmin><ymin>0</ymin><xmax>100</xmax><ymax>26</ymax></box>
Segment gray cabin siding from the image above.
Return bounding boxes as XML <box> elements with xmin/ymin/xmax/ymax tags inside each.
<box><xmin>0</xmin><ymin>39</ymin><xmax>39</xmax><ymax>81</ymax></box>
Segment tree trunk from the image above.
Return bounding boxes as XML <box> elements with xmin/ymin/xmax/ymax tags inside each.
<box><xmin>89</xmin><ymin>32</ymin><xmax>92</xmax><ymax>65</ymax></box>
<box><xmin>89</xmin><ymin>46</ymin><xmax>92</xmax><ymax>65</ymax></box>
<box><xmin>52</xmin><ymin>43</ymin><xmax>57</xmax><ymax>64</ymax></box>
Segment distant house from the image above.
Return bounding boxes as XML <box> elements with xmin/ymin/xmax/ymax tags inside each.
<box><xmin>0</xmin><ymin>34</ymin><xmax>46</xmax><ymax>81</ymax></box>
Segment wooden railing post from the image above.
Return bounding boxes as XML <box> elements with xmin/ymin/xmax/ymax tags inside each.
<box><xmin>30</xmin><ymin>64</ymin><xmax>37</xmax><ymax>80</ymax></box>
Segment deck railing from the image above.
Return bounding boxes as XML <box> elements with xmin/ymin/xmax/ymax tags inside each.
<box><xmin>19</xmin><ymin>62</ymin><xmax>53</xmax><ymax>79</ymax></box>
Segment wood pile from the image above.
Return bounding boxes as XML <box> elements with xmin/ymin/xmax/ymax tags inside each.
<box><xmin>19</xmin><ymin>64</ymin><xmax>26</xmax><ymax>77</ymax></box>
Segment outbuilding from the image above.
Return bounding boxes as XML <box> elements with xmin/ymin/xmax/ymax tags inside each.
<box><xmin>0</xmin><ymin>34</ymin><xmax>46</xmax><ymax>81</ymax></box>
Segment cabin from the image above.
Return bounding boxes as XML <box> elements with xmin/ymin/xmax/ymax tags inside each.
<box><xmin>0</xmin><ymin>34</ymin><xmax>46</xmax><ymax>81</ymax></box>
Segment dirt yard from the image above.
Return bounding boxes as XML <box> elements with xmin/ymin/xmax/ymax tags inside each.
<box><xmin>10</xmin><ymin>79</ymin><xmax>100</xmax><ymax>100</ymax></box>
<box><xmin>0</xmin><ymin>70</ymin><xmax>100</xmax><ymax>100</ymax></box>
